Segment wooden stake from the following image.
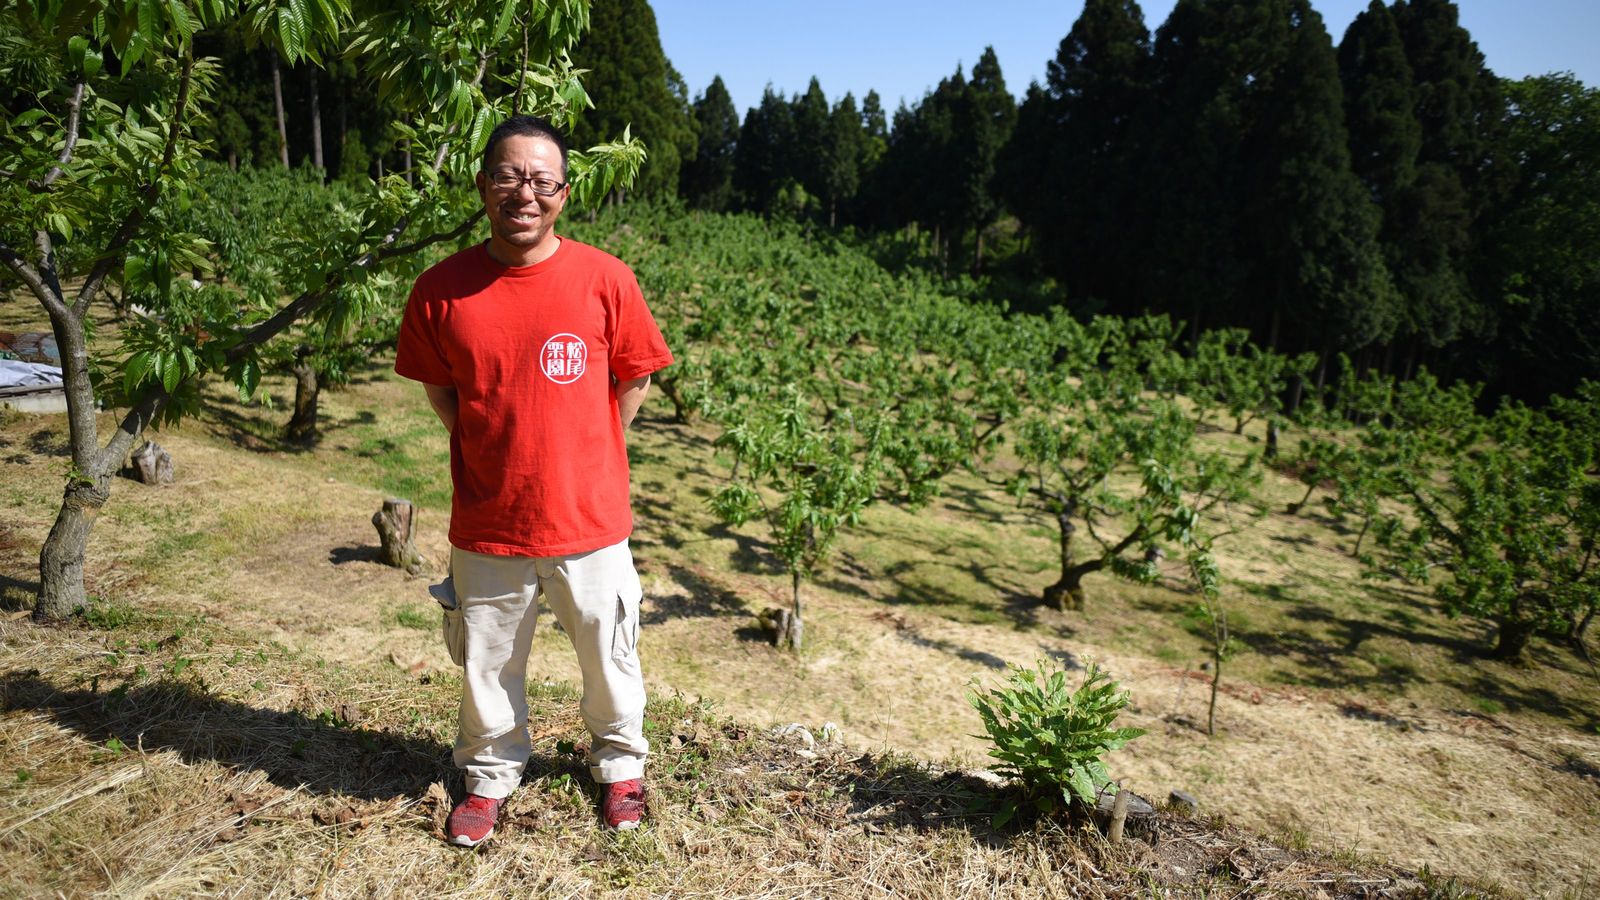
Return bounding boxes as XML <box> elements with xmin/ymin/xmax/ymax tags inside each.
<box><xmin>1108</xmin><ymin>787</ymin><xmax>1130</xmax><ymax>844</ymax></box>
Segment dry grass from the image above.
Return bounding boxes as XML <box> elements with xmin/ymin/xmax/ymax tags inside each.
<box><xmin>1</xmin><ymin>610</ymin><xmax>1428</xmax><ymax>898</ymax></box>
<box><xmin>2</xmin><ymin>309</ymin><xmax>1598</xmax><ymax>894</ymax></box>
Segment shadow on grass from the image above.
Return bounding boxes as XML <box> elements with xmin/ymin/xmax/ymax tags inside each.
<box><xmin>197</xmin><ymin>394</ymin><xmax>375</xmax><ymax>457</ymax></box>
<box><xmin>640</xmin><ymin>562</ymin><xmax>757</xmax><ymax>629</ymax></box>
<box><xmin>0</xmin><ymin>670</ymin><xmax>580</xmax><ymax>801</ymax></box>
<box><xmin>1455</xmin><ymin>672</ymin><xmax>1599</xmax><ymax>728</ymax></box>
<box><xmin>0</xmin><ymin>574</ymin><xmax>38</xmax><ymax>611</ymax></box>
<box><xmin>846</xmin><ymin>554</ymin><xmax>1067</xmax><ymax>640</ymax></box>
<box><xmin>329</xmin><ymin>544</ymin><xmax>383</xmax><ymax>566</ymax></box>
<box><xmin>893</xmin><ymin>629</ymin><xmax>1008</xmax><ymax>670</ymax></box>
<box><xmin>827</xmin><ymin>751</ymin><xmax>1015</xmax><ymax>843</ymax></box>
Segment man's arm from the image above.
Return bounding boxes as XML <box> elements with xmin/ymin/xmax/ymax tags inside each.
<box><xmin>616</xmin><ymin>375</ymin><xmax>651</xmax><ymax>429</ymax></box>
<box><xmin>423</xmin><ymin>382</ymin><xmax>459</xmax><ymax>432</ymax></box>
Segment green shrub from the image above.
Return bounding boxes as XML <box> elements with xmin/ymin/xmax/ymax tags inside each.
<box><xmin>969</xmin><ymin>660</ymin><xmax>1145</xmax><ymax>825</ymax></box>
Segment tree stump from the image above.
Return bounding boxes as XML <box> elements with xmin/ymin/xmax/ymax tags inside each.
<box><xmin>758</xmin><ymin>607</ymin><xmax>804</xmax><ymax>650</ymax></box>
<box><xmin>372</xmin><ymin>498</ymin><xmax>427</xmax><ymax>575</ymax></box>
<box><xmin>1092</xmin><ymin>786</ymin><xmax>1159</xmax><ymax>843</ymax></box>
<box><xmin>127</xmin><ymin>440</ymin><xmax>174</xmax><ymax>485</ymax></box>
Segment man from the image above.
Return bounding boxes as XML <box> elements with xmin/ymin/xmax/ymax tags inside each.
<box><xmin>395</xmin><ymin>115</ymin><xmax>673</xmax><ymax>846</ymax></box>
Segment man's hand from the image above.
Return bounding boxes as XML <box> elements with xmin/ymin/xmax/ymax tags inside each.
<box><xmin>424</xmin><ymin>383</ymin><xmax>459</xmax><ymax>432</ymax></box>
<box><xmin>616</xmin><ymin>375</ymin><xmax>651</xmax><ymax>429</ymax></box>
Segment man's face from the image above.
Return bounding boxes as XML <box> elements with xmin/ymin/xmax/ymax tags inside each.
<box><xmin>476</xmin><ymin>134</ymin><xmax>569</xmax><ymax>263</ymax></box>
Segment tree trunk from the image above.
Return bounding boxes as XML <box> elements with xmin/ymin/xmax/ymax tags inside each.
<box><xmin>1489</xmin><ymin>616</ymin><xmax>1536</xmax><ymax>661</ymax></box>
<box><xmin>337</xmin><ymin>86</ymin><xmax>348</xmax><ymax>176</ymax></box>
<box><xmin>1287</xmin><ymin>478</ymin><xmax>1317</xmax><ymax>515</ymax></box>
<box><xmin>1352</xmin><ymin>516</ymin><xmax>1372</xmax><ymax>557</ymax></box>
<box><xmin>372</xmin><ymin>498</ymin><xmax>427</xmax><ymax>575</ymax></box>
<box><xmin>285</xmin><ymin>354</ymin><xmax>320</xmax><ymax>444</ymax></box>
<box><xmin>973</xmin><ymin>230</ymin><xmax>984</xmax><ymax>277</ymax></box>
<box><xmin>1265</xmin><ymin>419</ymin><xmax>1280</xmax><ymax>460</ymax></box>
<box><xmin>36</xmin><ymin>478</ymin><xmax>110</xmax><ymax>621</ymax></box>
<box><xmin>1207</xmin><ymin>651</ymin><xmax>1222</xmax><ymax>736</ymax></box>
<box><xmin>654</xmin><ymin>375</ymin><xmax>690</xmax><ymax>424</ymax></box>
<box><xmin>787</xmin><ymin>570</ymin><xmax>805</xmax><ymax>650</ymax></box>
<box><xmin>35</xmin><ymin>301</ymin><xmax>114</xmax><ymax>621</ymax></box>
<box><xmin>271</xmin><ymin>55</ymin><xmax>289</xmax><ymax>168</ymax></box>
<box><xmin>403</xmin><ymin>143</ymin><xmax>413</xmax><ymax>186</ymax></box>
<box><xmin>1043</xmin><ymin>507</ymin><xmax>1090</xmax><ymax>611</ymax></box>
<box><xmin>308</xmin><ymin>66</ymin><xmax>323</xmax><ymax>173</ymax></box>
<box><xmin>128</xmin><ymin>440</ymin><xmax>173</xmax><ymax>484</ymax></box>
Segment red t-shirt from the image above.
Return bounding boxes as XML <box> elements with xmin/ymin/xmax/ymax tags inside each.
<box><xmin>394</xmin><ymin>239</ymin><xmax>673</xmax><ymax>557</ymax></box>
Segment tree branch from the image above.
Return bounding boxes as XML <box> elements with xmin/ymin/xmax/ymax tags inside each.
<box><xmin>74</xmin><ymin>52</ymin><xmax>196</xmax><ymax>319</ymax></box>
<box><xmin>377</xmin><ymin>208</ymin><xmax>483</xmax><ymax>261</ymax></box>
<box><xmin>34</xmin><ymin>82</ymin><xmax>86</xmax><ymax>190</ymax></box>
<box><xmin>512</xmin><ymin>21</ymin><xmax>530</xmax><ymax>114</ymax></box>
<box><xmin>35</xmin><ymin>230</ymin><xmax>66</xmax><ymax>303</ymax></box>
<box><xmin>0</xmin><ymin>239</ymin><xmax>67</xmax><ymax>317</ymax></box>
<box><xmin>223</xmin><ymin>208</ymin><xmax>480</xmax><ymax>365</ymax></box>
<box><xmin>430</xmin><ymin>54</ymin><xmax>493</xmax><ymax>172</ymax></box>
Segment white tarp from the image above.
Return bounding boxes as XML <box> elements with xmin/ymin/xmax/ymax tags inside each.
<box><xmin>0</xmin><ymin>359</ymin><xmax>65</xmax><ymax>389</ymax></box>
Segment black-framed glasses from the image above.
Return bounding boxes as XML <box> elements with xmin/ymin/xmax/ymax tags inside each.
<box><xmin>486</xmin><ymin>171</ymin><xmax>567</xmax><ymax>195</ymax></box>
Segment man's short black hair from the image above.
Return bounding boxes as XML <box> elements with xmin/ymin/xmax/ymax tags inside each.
<box><xmin>481</xmin><ymin>115</ymin><xmax>569</xmax><ymax>178</ymax></box>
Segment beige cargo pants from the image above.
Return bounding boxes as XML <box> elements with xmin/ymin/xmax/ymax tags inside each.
<box><xmin>448</xmin><ymin>539</ymin><xmax>648</xmax><ymax>799</ymax></box>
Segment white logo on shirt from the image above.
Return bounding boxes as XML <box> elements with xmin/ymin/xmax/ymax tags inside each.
<box><xmin>541</xmin><ymin>333</ymin><xmax>588</xmax><ymax>384</ymax></box>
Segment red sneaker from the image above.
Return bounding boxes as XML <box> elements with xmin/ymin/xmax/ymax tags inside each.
<box><xmin>447</xmin><ymin>793</ymin><xmax>502</xmax><ymax>847</ymax></box>
<box><xmin>600</xmin><ymin>779</ymin><xmax>646</xmax><ymax>830</ymax></box>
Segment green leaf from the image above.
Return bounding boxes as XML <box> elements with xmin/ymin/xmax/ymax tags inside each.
<box><xmin>159</xmin><ymin>351</ymin><xmax>180</xmax><ymax>393</ymax></box>
<box><xmin>124</xmin><ymin>351</ymin><xmax>155</xmax><ymax>396</ymax></box>
<box><xmin>490</xmin><ymin>0</ymin><xmax>516</xmax><ymax>43</ymax></box>
<box><xmin>138</xmin><ymin>0</ymin><xmax>160</xmax><ymax>48</ymax></box>
<box><xmin>67</xmin><ymin>35</ymin><xmax>89</xmax><ymax>70</ymax></box>
<box><xmin>237</xmin><ymin>358</ymin><xmax>261</xmax><ymax>401</ymax></box>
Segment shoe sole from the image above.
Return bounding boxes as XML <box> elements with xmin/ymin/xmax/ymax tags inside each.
<box><xmin>605</xmin><ymin>820</ymin><xmax>640</xmax><ymax>831</ymax></box>
<box><xmin>448</xmin><ymin>827</ymin><xmax>494</xmax><ymax>847</ymax></box>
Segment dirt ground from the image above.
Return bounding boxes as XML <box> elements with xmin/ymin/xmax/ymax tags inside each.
<box><xmin>2</xmin><ymin>366</ymin><xmax>1598</xmax><ymax>896</ymax></box>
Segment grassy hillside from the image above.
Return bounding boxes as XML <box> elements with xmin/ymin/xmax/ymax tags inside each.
<box><xmin>3</xmin><ymin>208</ymin><xmax>1598</xmax><ymax>895</ymax></box>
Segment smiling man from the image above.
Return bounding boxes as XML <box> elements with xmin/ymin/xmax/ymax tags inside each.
<box><xmin>394</xmin><ymin>115</ymin><xmax>673</xmax><ymax>846</ymax></box>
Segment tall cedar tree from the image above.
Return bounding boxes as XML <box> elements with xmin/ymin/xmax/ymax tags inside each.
<box><xmin>964</xmin><ymin>47</ymin><xmax>1017</xmax><ymax>274</ymax></box>
<box><xmin>1383</xmin><ymin>0</ymin><xmax>1507</xmax><ymax>354</ymax></box>
<box><xmin>1339</xmin><ymin>2</ymin><xmax>1420</xmax><ymax>213</ymax></box>
<box><xmin>881</xmin><ymin>78</ymin><xmax>955</xmax><ymax>255</ymax></box>
<box><xmin>1339</xmin><ymin>0</ymin><xmax>1424</xmax><ymax>365</ymax></box>
<box><xmin>1004</xmin><ymin>0</ymin><xmax>1152</xmax><ymax>309</ymax></box>
<box><xmin>734</xmin><ymin>87</ymin><xmax>796</xmax><ymax>212</ymax></box>
<box><xmin>1137</xmin><ymin>0</ymin><xmax>1267</xmax><ymax>338</ymax></box>
<box><xmin>824</xmin><ymin>93</ymin><xmax>865</xmax><ymax>227</ymax></box>
<box><xmin>1241</xmin><ymin>0</ymin><xmax>1396</xmax><ymax>355</ymax></box>
<box><xmin>571</xmin><ymin>0</ymin><xmax>696</xmax><ymax>198</ymax></box>
<box><xmin>682</xmin><ymin>75</ymin><xmax>740</xmax><ymax>210</ymax></box>
<box><xmin>854</xmin><ymin>90</ymin><xmax>893</xmax><ymax>229</ymax></box>
<box><xmin>790</xmin><ymin>77</ymin><xmax>833</xmax><ymax>213</ymax></box>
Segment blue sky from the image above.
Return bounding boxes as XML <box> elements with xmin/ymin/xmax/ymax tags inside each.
<box><xmin>652</xmin><ymin>1</ymin><xmax>1599</xmax><ymax>114</ymax></box>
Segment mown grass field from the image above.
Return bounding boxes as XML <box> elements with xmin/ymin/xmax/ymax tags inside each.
<box><xmin>3</xmin><ymin>237</ymin><xmax>1599</xmax><ymax>895</ymax></box>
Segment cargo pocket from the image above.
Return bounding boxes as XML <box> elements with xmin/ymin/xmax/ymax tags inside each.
<box><xmin>429</xmin><ymin>575</ymin><xmax>466</xmax><ymax>667</ymax></box>
<box><xmin>611</xmin><ymin>587</ymin><xmax>642</xmax><ymax>676</ymax></box>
